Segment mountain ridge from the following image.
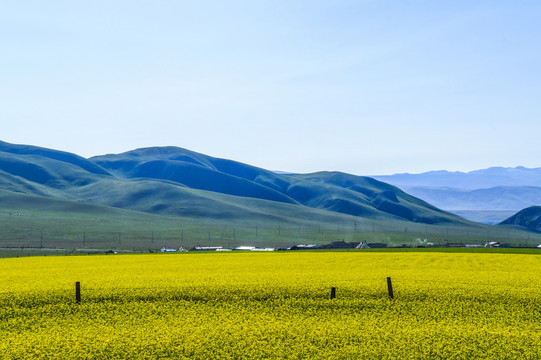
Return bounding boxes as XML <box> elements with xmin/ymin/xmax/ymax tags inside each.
<box><xmin>372</xmin><ymin>166</ymin><xmax>541</xmax><ymax>224</ymax></box>
<box><xmin>374</xmin><ymin>166</ymin><xmax>541</xmax><ymax>189</ymax></box>
<box><xmin>0</xmin><ymin>141</ymin><xmax>469</xmax><ymax>226</ymax></box>
<box><xmin>500</xmin><ymin>206</ymin><xmax>541</xmax><ymax>232</ymax></box>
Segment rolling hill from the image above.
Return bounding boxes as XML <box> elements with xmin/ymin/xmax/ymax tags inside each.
<box><xmin>500</xmin><ymin>206</ymin><xmax>541</xmax><ymax>232</ymax></box>
<box><xmin>90</xmin><ymin>146</ymin><xmax>467</xmax><ymax>224</ymax></box>
<box><xmin>0</xmin><ymin>140</ymin><xmax>473</xmax><ymax>226</ymax></box>
<box><xmin>4</xmin><ymin>140</ymin><xmax>538</xmax><ymax>250</ymax></box>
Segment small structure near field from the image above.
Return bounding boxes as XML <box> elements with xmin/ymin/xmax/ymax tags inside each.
<box><xmin>251</xmin><ymin>248</ymin><xmax>275</xmax><ymax>252</ymax></box>
<box><xmin>289</xmin><ymin>244</ymin><xmax>319</xmax><ymax>250</ymax></box>
<box><xmin>367</xmin><ymin>242</ymin><xmax>387</xmax><ymax>248</ymax></box>
<box><xmin>323</xmin><ymin>241</ymin><xmax>358</xmax><ymax>249</ymax></box>
<box><xmin>234</xmin><ymin>246</ymin><xmax>256</xmax><ymax>251</ymax></box>
<box><xmin>356</xmin><ymin>241</ymin><xmax>370</xmax><ymax>249</ymax></box>
<box><xmin>190</xmin><ymin>245</ymin><xmax>224</xmax><ymax>251</ymax></box>
<box><xmin>160</xmin><ymin>246</ymin><xmax>178</xmax><ymax>253</ymax></box>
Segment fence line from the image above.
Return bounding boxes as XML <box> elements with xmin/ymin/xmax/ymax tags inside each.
<box><xmin>4</xmin><ymin>275</ymin><xmax>538</xmax><ymax>307</ymax></box>
<box><xmin>0</xmin><ymin>222</ymin><xmax>539</xmax><ymax>249</ymax></box>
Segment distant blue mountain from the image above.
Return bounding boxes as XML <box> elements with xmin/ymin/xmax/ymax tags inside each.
<box><xmin>399</xmin><ymin>186</ymin><xmax>541</xmax><ymax>211</ymax></box>
<box><xmin>373</xmin><ymin>167</ymin><xmax>541</xmax><ymax>224</ymax></box>
<box><xmin>374</xmin><ymin>167</ymin><xmax>541</xmax><ymax>189</ymax></box>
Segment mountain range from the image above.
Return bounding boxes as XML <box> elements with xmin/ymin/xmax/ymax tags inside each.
<box><xmin>374</xmin><ymin>167</ymin><xmax>541</xmax><ymax>224</ymax></box>
<box><xmin>0</xmin><ymin>140</ymin><xmax>468</xmax><ymax>227</ymax></box>
<box><xmin>4</xmin><ymin>140</ymin><xmax>541</xmax><ymax>242</ymax></box>
<box><xmin>374</xmin><ymin>167</ymin><xmax>541</xmax><ymax>189</ymax></box>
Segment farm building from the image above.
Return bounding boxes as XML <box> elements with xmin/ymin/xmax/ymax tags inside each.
<box><xmin>289</xmin><ymin>244</ymin><xmax>319</xmax><ymax>250</ymax></box>
<box><xmin>322</xmin><ymin>241</ymin><xmax>359</xmax><ymax>249</ymax></box>
<box><xmin>234</xmin><ymin>246</ymin><xmax>256</xmax><ymax>251</ymax></box>
<box><xmin>190</xmin><ymin>245</ymin><xmax>224</xmax><ymax>251</ymax></box>
<box><xmin>356</xmin><ymin>241</ymin><xmax>370</xmax><ymax>249</ymax></box>
<box><xmin>367</xmin><ymin>242</ymin><xmax>387</xmax><ymax>248</ymax></box>
<box><xmin>160</xmin><ymin>246</ymin><xmax>177</xmax><ymax>252</ymax></box>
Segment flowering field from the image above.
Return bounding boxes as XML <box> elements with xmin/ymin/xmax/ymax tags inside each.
<box><xmin>0</xmin><ymin>251</ymin><xmax>540</xmax><ymax>359</ymax></box>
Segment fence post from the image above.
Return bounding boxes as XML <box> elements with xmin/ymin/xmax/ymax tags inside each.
<box><xmin>330</xmin><ymin>287</ymin><xmax>336</xmax><ymax>299</ymax></box>
<box><xmin>75</xmin><ymin>281</ymin><xmax>81</xmax><ymax>304</ymax></box>
<box><xmin>387</xmin><ymin>277</ymin><xmax>394</xmax><ymax>299</ymax></box>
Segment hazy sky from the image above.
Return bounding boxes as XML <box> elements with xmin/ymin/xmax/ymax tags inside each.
<box><xmin>2</xmin><ymin>1</ymin><xmax>540</xmax><ymax>175</ymax></box>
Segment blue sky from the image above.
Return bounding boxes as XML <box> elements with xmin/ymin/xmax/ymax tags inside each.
<box><xmin>2</xmin><ymin>1</ymin><xmax>540</xmax><ymax>175</ymax></box>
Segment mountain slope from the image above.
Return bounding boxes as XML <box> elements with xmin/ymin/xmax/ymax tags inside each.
<box><xmin>499</xmin><ymin>206</ymin><xmax>541</xmax><ymax>232</ymax></box>
<box><xmin>0</xmin><ymin>140</ymin><xmax>111</xmax><ymax>177</ymax></box>
<box><xmin>90</xmin><ymin>146</ymin><xmax>469</xmax><ymax>224</ymax></box>
<box><xmin>286</xmin><ymin>172</ymin><xmax>465</xmax><ymax>224</ymax></box>
<box><xmin>91</xmin><ymin>147</ymin><xmax>297</xmax><ymax>205</ymax></box>
<box><xmin>5</xmin><ymin>140</ymin><xmax>541</xmax><ymax>250</ymax></box>
<box><xmin>0</xmin><ymin>140</ymin><xmax>479</xmax><ymax>227</ymax></box>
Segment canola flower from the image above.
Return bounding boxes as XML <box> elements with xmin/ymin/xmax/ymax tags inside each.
<box><xmin>0</xmin><ymin>251</ymin><xmax>540</xmax><ymax>359</ymax></box>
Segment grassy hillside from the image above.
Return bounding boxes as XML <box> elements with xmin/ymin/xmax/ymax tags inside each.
<box><xmin>289</xmin><ymin>172</ymin><xmax>467</xmax><ymax>224</ymax></box>
<box><xmin>1</xmin><ymin>141</ymin><xmax>540</xmax><ymax>252</ymax></box>
<box><xmin>0</xmin><ymin>140</ymin><xmax>111</xmax><ymax>176</ymax></box>
<box><xmin>90</xmin><ymin>146</ymin><xmax>471</xmax><ymax>224</ymax></box>
<box><xmin>1</xmin><ymin>189</ymin><xmax>540</xmax><ymax>252</ymax></box>
<box><xmin>500</xmin><ymin>206</ymin><xmax>541</xmax><ymax>232</ymax></box>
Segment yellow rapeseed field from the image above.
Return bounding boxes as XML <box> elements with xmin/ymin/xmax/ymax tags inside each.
<box><xmin>0</xmin><ymin>251</ymin><xmax>540</xmax><ymax>359</ymax></box>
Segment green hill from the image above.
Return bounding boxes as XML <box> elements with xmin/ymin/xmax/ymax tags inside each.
<box><xmin>0</xmin><ymin>140</ymin><xmax>111</xmax><ymax>177</ymax></box>
<box><xmin>2</xmin><ymin>140</ymin><xmax>539</xmax><ymax>250</ymax></box>
<box><xmin>91</xmin><ymin>146</ymin><xmax>467</xmax><ymax>224</ymax></box>
<box><xmin>500</xmin><ymin>206</ymin><xmax>541</xmax><ymax>232</ymax></box>
<box><xmin>287</xmin><ymin>172</ymin><xmax>463</xmax><ymax>224</ymax></box>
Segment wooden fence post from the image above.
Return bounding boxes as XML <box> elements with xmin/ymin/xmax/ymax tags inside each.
<box><xmin>330</xmin><ymin>287</ymin><xmax>336</xmax><ymax>299</ymax></box>
<box><xmin>75</xmin><ymin>281</ymin><xmax>81</xmax><ymax>304</ymax></box>
<box><xmin>387</xmin><ymin>277</ymin><xmax>394</xmax><ymax>299</ymax></box>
